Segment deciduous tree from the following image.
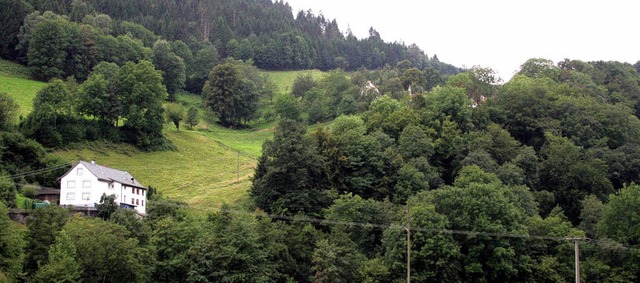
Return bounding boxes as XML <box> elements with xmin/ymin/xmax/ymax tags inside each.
<box><xmin>31</xmin><ymin>231</ymin><xmax>82</xmax><ymax>283</ymax></box>
<box><xmin>164</xmin><ymin>103</ymin><xmax>184</xmax><ymax>131</ymax></box>
<box><xmin>203</xmin><ymin>62</ymin><xmax>258</xmax><ymax>127</ymax></box>
<box><xmin>0</xmin><ymin>92</ymin><xmax>18</xmax><ymax>131</ymax></box>
<box><xmin>62</xmin><ymin>216</ymin><xmax>154</xmax><ymax>282</ymax></box>
<box><xmin>186</xmin><ymin>107</ymin><xmax>199</xmax><ymax>128</ymax></box>
<box><xmin>251</xmin><ymin>119</ymin><xmax>332</xmax><ymax>215</ymax></box>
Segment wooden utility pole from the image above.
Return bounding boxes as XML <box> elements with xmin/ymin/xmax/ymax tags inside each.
<box><xmin>566</xmin><ymin>237</ymin><xmax>584</xmax><ymax>283</ymax></box>
<box><xmin>574</xmin><ymin>238</ymin><xmax>580</xmax><ymax>283</ymax></box>
<box><xmin>405</xmin><ymin>222</ymin><xmax>411</xmax><ymax>283</ymax></box>
<box><xmin>236</xmin><ymin>151</ymin><xmax>240</xmax><ymax>182</ymax></box>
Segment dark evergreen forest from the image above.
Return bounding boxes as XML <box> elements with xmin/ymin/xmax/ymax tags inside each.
<box><xmin>1</xmin><ymin>0</ymin><xmax>460</xmax><ymax>74</ymax></box>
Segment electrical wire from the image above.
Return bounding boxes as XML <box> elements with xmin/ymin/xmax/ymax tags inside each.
<box><xmin>5</xmin><ymin>157</ymin><xmax>639</xmax><ymax>252</ymax></box>
<box><xmin>1</xmin><ymin>162</ymin><xmax>73</xmax><ymax>179</ymax></box>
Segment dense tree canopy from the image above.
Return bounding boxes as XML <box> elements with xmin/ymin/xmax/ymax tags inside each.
<box><xmin>251</xmin><ymin>119</ymin><xmax>332</xmax><ymax>215</ymax></box>
<box><xmin>3</xmin><ymin>0</ymin><xmax>640</xmax><ymax>280</ymax></box>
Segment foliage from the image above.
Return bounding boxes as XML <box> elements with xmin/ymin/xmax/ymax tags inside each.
<box><xmin>291</xmin><ymin>73</ymin><xmax>316</xmax><ymax>97</ymax></box>
<box><xmin>62</xmin><ymin>215</ymin><xmax>154</xmax><ymax>283</ymax></box>
<box><xmin>31</xmin><ymin>231</ymin><xmax>82</xmax><ymax>283</ymax></box>
<box><xmin>186</xmin><ymin>211</ymin><xmax>282</xmax><ymax>283</ymax></box>
<box><xmin>27</xmin><ymin>17</ymin><xmax>68</xmax><ymax>80</ymax></box>
<box><xmin>0</xmin><ymin>175</ymin><xmax>17</xmax><ymax>208</ymax></box>
<box><xmin>164</xmin><ymin>103</ymin><xmax>185</xmax><ymax>130</ymax></box>
<box><xmin>77</xmin><ymin>62</ymin><xmax>120</xmax><ymax>126</ymax></box>
<box><xmin>117</xmin><ymin>60</ymin><xmax>168</xmax><ymax>149</ymax></box>
<box><xmin>153</xmin><ymin>39</ymin><xmax>186</xmax><ymax>98</ymax></box>
<box><xmin>538</xmin><ymin>133</ymin><xmax>613</xmax><ymax>222</ymax></box>
<box><xmin>598</xmin><ymin>184</ymin><xmax>640</xmax><ymax>245</ymax></box>
<box><xmin>203</xmin><ymin>62</ymin><xmax>259</xmax><ymax>127</ymax></box>
<box><xmin>23</xmin><ymin>205</ymin><xmax>69</xmax><ymax>276</ymax></box>
<box><xmin>3</xmin><ymin>3</ymin><xmax>640</xmax><ymax>278</ymax></box>
<box><xmin>0</xmin><ymin>202</ymin><xmax>24</xmax><ymax>280</ymax></box>
<box><xmin>251</xmin><ymin>119</ymin><xmax>332</xmax><ymax>215</ymax></box>
<box><xmin>273</xmin><ymin>92</ymin><xmax>301</xmax><ymax>121</ymax></box>
<box><xmin>311</xmin><ymin>235</ymin><xmax>365</xmax><ymax>283</ymax></box>
<box><xmin>150</xmin><ymin>216</ymin><xmax>199</xmax><ymax>282</ymax></box>
<box><xmin>185</xmin><ymin>106</ymin><xmax>199</xmax><ymax>128</ymax></box>
<box><xmin>0</xmin><ymin>92</ymin><xmax>18</xmax><ymax>131</ymax></box>
<box><xmin>110</xmin><ymin>208</ymin><xmax>151</xmax><ymax>246</ymax></box>
<box><xmin>324</xmin><ymin>194</ymin><xmax>396</xmax><ymax>257</ymax></box>
<box><xmin>96</xmin><ymin>193</ymin><xmax>117</xmax><ymax>220</ymax></box>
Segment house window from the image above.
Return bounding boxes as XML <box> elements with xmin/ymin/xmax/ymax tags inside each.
<box><xmin>131</xmin><ymin>198</ymin><xmax>135</xmax><ymax>205</ymax></box>
<box><xmin>82</xmin><ymin>180</ymin><xmax>91</xmax><ymax>188</ymax></box>
<box><xmin>67</xmin><ymin>180</ymin><xmax>76</xmax><ymax>188</ymax></box>
<box><xmin>132</xmin><ymin>187</ymin><xmax>135</xmax><ymax>194</ymax></box>
<box><xmin>77</xmin><ymin>167</ymin><xmax>83</xmax><ymax>176</ymax></box>
<box><xmin>137</xmin><ymin>188</ymin><xmax>140</xmax><ymax>195</ymax></box>
<box><xmin>142</xmin><ymin>190</ymin><xmax>145</xmax><ymax>196</ymax></box>
<box><xmin>66</xmin><ymin>192</ymin><xmax>75</xmax><ymax>200</ymax></box>
<box><xmin>136</xmin><ymin>199</ymin><xmax>139</xmax><ymax>205</ymax></box>
<box><xmin>109</xmin><ymin>183</ymin><xmax>114</xmax><ymax>190</ymax></box>
<box><xmin>82</xmin><ymin>192</ymin><xmax>91</xmax><ymax>200</ymax></box>
<box><xmin>141</xmin><ymin>200</ymin><xmax>144</xmax><ymax>206</ymax></box>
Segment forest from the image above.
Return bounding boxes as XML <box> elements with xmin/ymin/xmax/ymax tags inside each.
<box><xmin>2</xmin><ymin>0</ymin><xmax>640</xmax><ymax>282</ymax></box>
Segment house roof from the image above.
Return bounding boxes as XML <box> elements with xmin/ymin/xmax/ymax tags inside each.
<box><xmin>64</xmin><ymin>161</ymin><xmax>146</xmax><ymax>189</ymax></box>
<box><xmin>37</xmin><ymin>187</ymin><xmax>61</xmax><ymax>196</ymax></box>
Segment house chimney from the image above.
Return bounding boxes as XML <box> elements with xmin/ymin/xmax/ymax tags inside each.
<box><xmin>91</xmin><ymin>160</ymin><xmax>96</xmax><ymax>165</ymax></box>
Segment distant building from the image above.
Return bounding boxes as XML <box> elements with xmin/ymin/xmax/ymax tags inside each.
<box><xmin>59</xmin><ymin>161</ymin><xmax>147</xmax><ymax>214</ymax></box>
<box><xmin>35</xmin><ymin>187</ymin><xmax>60</xmax><ymax>203</ymax></box>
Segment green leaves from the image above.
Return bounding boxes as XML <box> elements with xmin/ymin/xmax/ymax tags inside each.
<box><xmin>599</xmin><ymin>184</ymin><xmax>640</xmax><ymax>245</ymax></box>
<box><xmin>202</xmin><ymin>62</ymin><xmax>259</xmax><ymax>127</ymax></box>
<box><xmin>251</xmin><ymin>119</ymin><xmax>332</xmax><ymax>216</ymax></box>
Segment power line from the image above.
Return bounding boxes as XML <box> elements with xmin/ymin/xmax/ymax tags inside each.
<box><xmin>219</xmin><ymin>207</ymin><xmax>640</xmax><ymax>254</ymax></box>
<box><xmin>221</xmin><ymin>208</ymin><xmax>571</xmax><ymax>242</ymax></box>
<box><xmin>1</xmin><ymin>162</ymin><xmax>73</xmax><ymax>179</ymax></box>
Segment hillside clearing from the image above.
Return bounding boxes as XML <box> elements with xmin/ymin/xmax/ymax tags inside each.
<box><xmin>53</xmin><ymin>129</ymin><xmax>267</xmax><ymax>213</ymax></box>
<box><xmin>0</xmin><ymin>60</ymin><xmax>45</xmax><ymax>115</ymax></box>
<box><xmin>264</xmin><ymin>69</ymin><xmax>325</xmax><ymax>95</ymax></box>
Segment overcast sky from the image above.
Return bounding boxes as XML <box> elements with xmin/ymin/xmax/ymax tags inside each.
<box><xmin>283</xmin><ymin>0</ymin><xmax>638</xmax><ymax>81</ymax></box>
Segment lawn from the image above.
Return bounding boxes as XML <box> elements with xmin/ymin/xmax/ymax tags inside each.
<box><xmin>0</xmin><ymin>60</ymin><xmax>45</xmax><ymax>116</ymax></box>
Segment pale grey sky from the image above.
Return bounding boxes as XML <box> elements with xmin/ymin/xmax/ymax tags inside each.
<box><xmin>283</xmin><ymin>0</ymin><xmax>638</xmax><ymax>81</ymax></box>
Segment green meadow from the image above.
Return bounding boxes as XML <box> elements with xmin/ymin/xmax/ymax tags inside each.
<box><xmin>53</xmin><ymin>129</ymin><xmax>265</xmax><ymax>213</ymax></box>
<box><xmin>1</xmin><ymin>63</ymin><xmax>326</xmax><ymax>213</ymax></box>
<box><xmin>264</xmin><ymin>69</ymin><xmax>325</xmax><ymax>94</ymax></box>
<box><xmin>0</xmin><ymin>60</ymin><xmax>45</xmax><ymax>115</ymax></box>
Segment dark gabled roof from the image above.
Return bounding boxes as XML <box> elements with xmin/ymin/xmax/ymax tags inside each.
<box><xmin>62</xmin><ymin>161</ymin><xmax>146</xmax><ymax>189</ymax></box>
<box><xmin>37</xmin><ymin>187</ymin><xmax>60</xmax><ymax>196</ymax></box>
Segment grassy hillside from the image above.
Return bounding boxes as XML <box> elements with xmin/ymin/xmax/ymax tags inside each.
<box><xmin>54</xmin><ymin>128</ymin><xmax>268</xmax><ymax>213</ymax></box>
<box><xmin>264</xmin><ymin>69</ymin><xmax>325</xmax><ymax>94</ymax></box>
<box><xmin>0</xmin><ymin>60</ymin><xmax>45</xmax><ymax>115</ymax></box>
<box><xmin>0</xmin><ymin>65</ymin><xmax>327</xmax><ymax>213</ymax></box>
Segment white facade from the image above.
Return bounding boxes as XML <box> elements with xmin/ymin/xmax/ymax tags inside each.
<box><xmin>60</xmin><ymin>161</ymin><xmax>147</xmax><ymax>214</ymax></box>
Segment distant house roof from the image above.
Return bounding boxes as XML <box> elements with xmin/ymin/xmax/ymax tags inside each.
<box><xmin>37</xmin><ymin>187</ymin><xmax>61</xmax><ymax>196</ymax></box>
<box><xmin>62</xmin><ymin>161</ymin><xmax>146</xmax><ymax>189</ymax></box>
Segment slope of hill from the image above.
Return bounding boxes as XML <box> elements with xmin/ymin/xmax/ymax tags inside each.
<box><xmin>0</xmin><ymin>60</ymin><xmax>44</xmax><ymax>115</ymax></box>
<box><xmin>266</xmin><ymin>69</ymin><xmax>325</xmax><ymax>94</ymax></box>
<box><xmin>53</xmin><ymin>129</ymin><xmax>264</xmax><ymax>212</ymax></box>
<box><xmin>1</xmin><ymin>64</ymin><xmax>333</xmax><ymax>212</ymax></box>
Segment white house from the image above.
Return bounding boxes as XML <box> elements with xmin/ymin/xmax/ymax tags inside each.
<box><xmin>60</xmin><ymin>161</ymin><xmax>147</xmax><ymax>215</ymax></box>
